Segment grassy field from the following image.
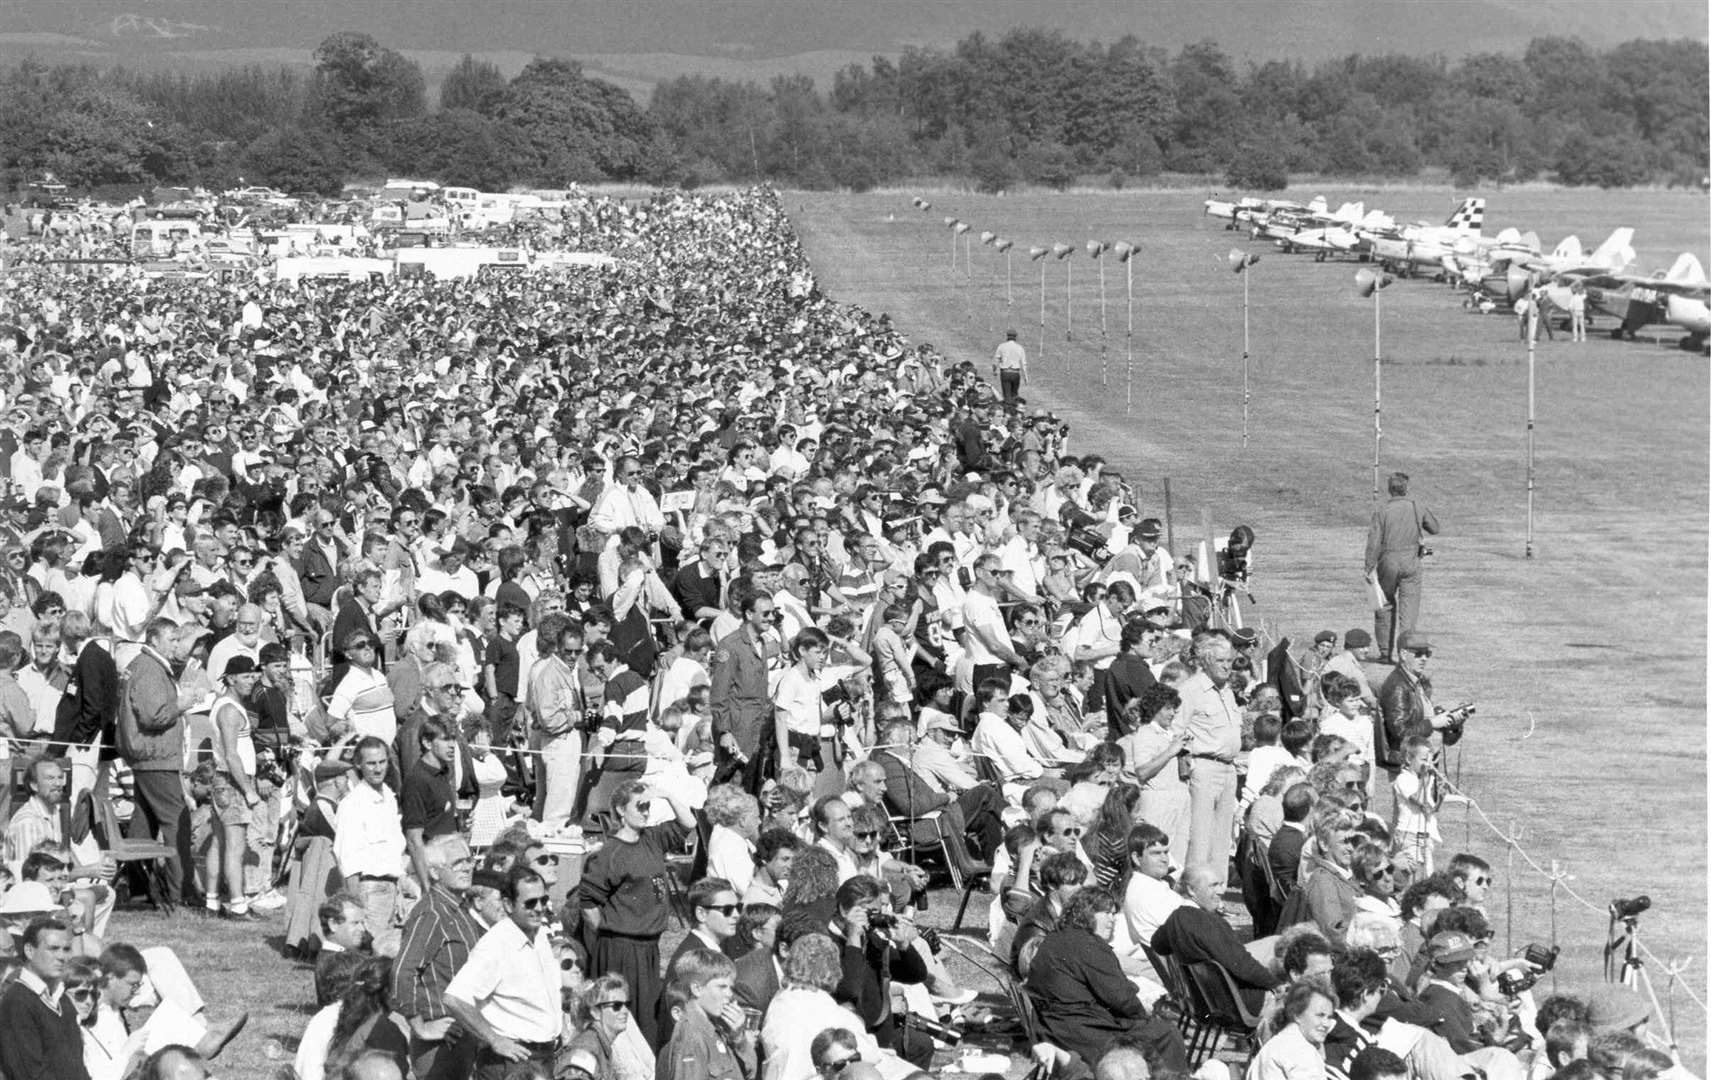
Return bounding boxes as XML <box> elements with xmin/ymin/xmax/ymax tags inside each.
<box><xmin>102</xmin><ymin>187</ymin><xmax>1707</xmax><ymax>1076</ymax></box>
<box><xmin>789</xmin><ymin>186</ymin><xmax>1709</xmax><ymax>1063</ymax></box>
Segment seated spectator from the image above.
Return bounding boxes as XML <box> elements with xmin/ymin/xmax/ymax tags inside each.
<box><xmin>1014</xmin><ymin>851</ymin><xmax>1089</xmax><ymax>977</ymax></box>
<box><xmin>1247</xmin><ymin>976</ymin><xmax>1337</xmax><ymax>1080</ymax></box>
<box><xmin>744</xmin><ymin>829</ymin><xmax>801</xmax><ymax>909</ymax></box>
<box><xmin>1025</xmin><ymin>885</ymin><xmax>1189</xmax><ymax>1073</ymax></box>
<box><xmin>656</xmin><ymin>948</ymin><xmax>756</xmax><ymax>1080</ymax></box>
<box><xmin>1150</xmin><ymin>864</ymin><xmax>1281</xmax><ymax>1014</ymax></box>
<box><xmin>761</xmin><ymin>935</ymin><xmax>892</xmax><ymax>1080</ymax></box>
<box><xmin>1120</xmin><ymin>823</ymin><xmax>1189</xmax><ymax>949</ymax></box>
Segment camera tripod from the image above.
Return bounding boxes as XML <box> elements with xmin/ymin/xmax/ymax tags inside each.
<box><xmin>1604</xmin><ymin>896</ymin><xmax>1678</xmax><ymax>1052</ymax></box>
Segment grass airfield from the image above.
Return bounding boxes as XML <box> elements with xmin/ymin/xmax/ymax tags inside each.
<box><xmin>791</xmin><ymin>186</ymin><xmax>1709</xmax><ymax>1064</ymax></box>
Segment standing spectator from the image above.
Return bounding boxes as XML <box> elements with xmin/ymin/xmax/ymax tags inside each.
<box><xmin>327</xmin><ymin>633</ymin><xmax>397</xmax><ymax>747</ymax></box>
<box><xmin>333</xmin><ymin>737</ymin><xmax>407</xmax><ymax>956</ymax></box>
<box><xmin>51</xmin><ymin>611</ymin><xmax>118</xmax><ymax>767</ymax></box>
<box><xmin>579</xmin><ymin>780</ymin><xmax>694</xmax><ymax>1048</ymax></box>
<box><xmin>709</xmin><ymin>588</ymin><xmax>775</xmax><ymax>792</ymax></box>
<box><xmin>392</xmin><ymin>836</ymin><xmax>482</xmax><ymax>1080</ymax></box>
<box><xmin>0</xmin><ymin>915</ymin><xmax>92</xmax><ymax>1080</ymax></box>
<box><xmin>399</xmin><ymin>717</ymin><xmax>460</xmax><ymax>893</ymax></box>
<box><xmin>526</xmin><ymin>613</ymin><xmax>586</xmax><ymax>829</ymax></box>
<box><xmin>444</xmin><ymin>867</ymin><xmax>564</xmax><ymax>1078</ymax></box>
<box><xmin>206</xmin><ymin>656</ymin><xmax>263</xmax><ymax>920</ymax></box>
<box><xmin>1177</xmin><ymin>633</ymin><xmax>1241</xmax><ymax>893</ymax></box>
<box><xmin>117</xmin><ymin>617</ymin><xmax>190</xmax><ymax>909</ymax></box>
<box><xmin>1120</xmin><ymin>684</ymin><xmax>1189</xmax><ymax>871</ymax></box>
<box><xmin>993</xmin><ymin>329</ymin><xmax>1027</xmax><ymax>403</ymax></box>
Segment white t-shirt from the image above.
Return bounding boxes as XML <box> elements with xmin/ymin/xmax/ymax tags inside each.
<box><xmin>961</xmin><ymin>590</ymin><xmax>1010</xmax><ymax>665</ymax></box>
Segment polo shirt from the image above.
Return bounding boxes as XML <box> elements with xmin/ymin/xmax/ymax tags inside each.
<box><xmin>399</xmin><ymin>759</ymin><xmax>458</xmax><ymax>839</ymax></box>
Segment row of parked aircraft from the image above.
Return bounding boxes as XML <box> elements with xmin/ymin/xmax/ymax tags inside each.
<box><xmin>1203</xmin><ymin>194</ymin><xmax>1710</xmax><ymax>352</ymax></box>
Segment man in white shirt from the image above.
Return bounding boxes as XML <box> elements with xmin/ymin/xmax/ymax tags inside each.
<box><xmin>1121</xmin><ymin>823</ymin><xmax>1190</xmax><ymax>949</ymax></box>
<box><xmin>444</xmin><ymin>868</ymin><xmax>563</xmax><ymax>1075</ymax></box>
<box><xmin>961</xmin><ymin>555</ymin><xmax>1025</xmax><ymax>691</ymax></box>
<box><xmin>416</xmin><ymin>538</ymin><xmax>479</xmax><ymax>603</ymax></box>
<box><xmin>812</xmin><ymin>797</ymin><xmax>861</xmax><ymax>883</ymax></box>
<box><xmin>332</xmin><ymin>737</ymin><xmax>407</xmax><ymax>956</ymax></box>
<box><xmin>1176</xmin><ymin>634</ymin><xmax>1243</xmax><ymax>894</ymax></box>
<box><xmin>970</xmin><ymin>683</ymin><xmax>1045</xmax><ymax>784</ymax></box>
<box><xmin>589</xmin><ymin>456</ymin><xmax>666</xmax><ymax>536</ymax></box>
<box><xmin>8</xmin><ymin>429</ymin><xmax>46</xmax><ymax>501</ymax></box>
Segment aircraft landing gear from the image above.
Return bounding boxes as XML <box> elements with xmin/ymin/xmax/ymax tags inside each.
<box><xmin>1314</xmin><ymin>251</ymin><xmax>1327</xmax><ymax>263</ymax></box>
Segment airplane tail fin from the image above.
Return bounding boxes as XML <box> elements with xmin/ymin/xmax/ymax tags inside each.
<box><xmin>1551</xmin><ymin>235</ymin><xmax>1584</xmax><ymax>262</ymax></box>
<box><xmin>1444</xmin><ymin>197</ymin><xmax>1484</xmax><ymax>233</ymax></box>
<box><xmin>1665</xmin><ymin>252</ymin><xmax>1707</xmax><ymax>285</ymax></box>
<box><xmin>1590</xmin><ymin>228</ymin><xmax>1635</xmax><ymax>271</ymax></box>
<box><xmin>1332</xmin><ymin>201</ymin><xmax>1364</xmax><ymax>223</ymax></box>
<box><xmin>1307</xmin><ymin>195</ymin><xmax>1329</xmax><ymax>215</ymax></box>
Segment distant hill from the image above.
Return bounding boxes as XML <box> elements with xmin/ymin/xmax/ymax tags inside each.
<box><xmin>4</xmin><ymin>0</ymin><xmax>1706</xmax><ymax>98</ymax></box>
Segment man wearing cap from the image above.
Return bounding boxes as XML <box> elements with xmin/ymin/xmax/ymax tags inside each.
<box><xmin>417</xmin><ymin>537</ymin><xmax>478</xmax><ymax>603</ymax></box>
<box><xmin>1322</xmin><ymin>630</ymin><xmax>1378</xmax><ymax>711</ymax></box>
<box><xmin>1377</xmin><ymin>632</ymin><xmax>1463</xmax><ymax>773</ymax></box>
<box><xmin>1101</xmin><ymin>518</ymin><xmax>1171</xmax><ymax>606</ymax></box>
<box><xmin>1417</xmin><ymin>930</ymin><xmax>1526</xmax><ymax>1075</ymax></box>
<box><xmin>208</xmin><ymin>655</ymin><xmax>263</xmax><ymax>920</ymax></box>
<box><xmin>911</xmin><ymin>706</ymin><xmax>982</xmax><ymax>794</ymax></box>
<box><xmin>1364</xmin><ymin>472</ymin><xmax>1440</xmax><ymax>661</ymax></box>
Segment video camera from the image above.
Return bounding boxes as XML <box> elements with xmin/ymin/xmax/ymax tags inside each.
<box><xmin>1497</xmin><ymin>943</ymin><xmax>1560</xmax><ymax>995</ymax></box>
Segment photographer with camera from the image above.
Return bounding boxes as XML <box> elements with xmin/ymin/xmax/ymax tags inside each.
<box><xmin>1377</xmin><ymin>633</ymin><xmax>1469</xmax><ymax>776</ymax></box>
<box><xmin>827</xmin><ymin>875</ymin><xmax>934</xmax><ymax>1069</ymax></box>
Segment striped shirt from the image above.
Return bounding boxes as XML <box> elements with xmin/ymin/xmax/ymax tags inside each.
<box><xmin>391</xmin><ymin>883</ymin><xmax>483</xmax><ymax>1022</ymax></box>
<box><xmin>600</xmin><ymin>668</ymin><xmax>651</xmax><ymax>775</ymax></box>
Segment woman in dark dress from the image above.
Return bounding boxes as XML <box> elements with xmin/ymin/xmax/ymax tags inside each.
<box><xmin>578</xmin><ymin>779</ymin><xmax>694</xmax><ymax>1050</ymax></box>
<box><xmin>1025</xmin><ymin>885</ymin><xmax>1190</xmax><ymax>1074</ymax></box>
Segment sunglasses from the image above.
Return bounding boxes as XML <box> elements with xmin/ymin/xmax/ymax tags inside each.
<box><xmin>1470</xmin><ymin>876</ymin><xmax>1490</xmax><ymax>886</ymax></box>
<box><xmin>822</xmin><ymin>1055</ymin><xmax>862</xmax><ymax>1073</ymax></box>
<box><xmin>701</xmin><ymin>904</ymin><xmax>740</xmax><ymax>917</ymax></box>
<box><xmin>519</xmin><ymin>896</ymin><xmax>552</xmax><ymax>910</ymax></box>
<box><xmin>595</xmin><ymin>1000</ymin><xmax>629</xmax><ymax>1011</ymax></box>
<box><xmin>349</xmin><ymin>642</ymin><xmax>376</xmax><ymax>651</ymax></box>
<box><xmin>854</xmin><ymin>830</ymin><xmax>879</xmax><ymax>841</ymax></box>
<box><xmin>631</xmin><ymin>800</ymin><xmax>652</xmax><ymax>815</ymax></box>
<box><xmin>67</xmin><ymin>987</ymin><xmax>97</xmax><ymax>999</ymax></box>
<box><xmin>532</xmin><ymin>854</ymin><xmax>555</xmax><ymax>866</ymax></box>
<box><xmin>1373</xmin><ymin>865</ymin><xmax>1395</xmax><ymax>877</ymax></box>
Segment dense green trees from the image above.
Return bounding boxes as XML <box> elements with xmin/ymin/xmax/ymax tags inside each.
<box><xmin>0</xmin><ymin>30</ymin><xmax>1703</xmax><ymax>194</ymax></box>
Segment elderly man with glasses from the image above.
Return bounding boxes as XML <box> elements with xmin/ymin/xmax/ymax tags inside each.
<box><xmin>393</xmin><ymin>835</ymin><xmax>484</xmax><ymax>1080</ymax></box>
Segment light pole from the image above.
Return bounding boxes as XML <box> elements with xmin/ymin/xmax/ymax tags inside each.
<box><xmin>1029</xmin><ymin>246</ymin><xmax>1050</xmax><ymax>368</ymax></box>
<box><xmin>1355</xmin><ymin>267</ymin><xmax>1394</xmax><ymax>503</ymax></box>
<box><xmin>1052</xmin><ymin>242</ymin><xmax>1075</xmax><ymax>344</ymax></box>
<box><xmin>1113</xmin><ymin>241</ymin><xmax>1136</xmax><ymax>413</ymax></box>
<box><xmin>1228</xmin><ymin>248</ymin><xmax>1261</xmax><ymax>450</ymax></box>
<box><xmin>944</xmin><ymin>217</ymin><xmax>960</xmax><ymax>273</ymax></box>
<box><xmin>955</xmin><ymin>220</ymin><xmax>971</xmax><ymax>278</ymax></box>
<box><xmin>1088</xmin><ymin>241</ymin><xmax>1110</xmax><ymax>386</ymax></box>
<box><xmin>1525</xmin><ymin>281</ymin><xmax>1538</xmax><ymax>558</ymax></box>
<box><xmin>995</xmin><ymin>238</ymin><xmax>1014</xmax><ymax>311</ymax></box>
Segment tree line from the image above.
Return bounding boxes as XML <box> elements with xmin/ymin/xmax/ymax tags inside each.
<box><xmin>1</xmin><ymin>29</ymin><xmax>1704</xmax><ymax>196</ymax></box>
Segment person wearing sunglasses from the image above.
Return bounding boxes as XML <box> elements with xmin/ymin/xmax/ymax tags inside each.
<box><xmin>808</xmin><ymin>1026</ymin><xmax>880</xmax><ymax>1080</ymax></box>
<box><xmin>444</xmin><ymin>866</ymin><xmax>564</xmax><ymax>1076</ymax></box>
<box><xmin>666</xmin><ymin>878</ymin><xmax>742</xmax><ymax>976</ymax></box>
<box><xmin>563</xmin><ymin>973</ymin><xmax>650</xmax><ymax>1080</ymax></box>
<box><xmin>578</xmin><ymin>779</ymin><xmax>695</xmax><ymax>1050</ymax></box>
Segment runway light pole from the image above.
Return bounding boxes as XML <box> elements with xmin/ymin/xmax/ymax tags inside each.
<box><xmin>1228</xmin><ymin>248</ymin><xmax>1261</xmax><ymax>450</ymax></box>
<box><xmin>955</xmin><ymin>220</ymin><xmax>972</xmax><ymax>278</ymax></box>
<box><xmin>1088</xmin><ymin>241</ymin><xmax>1110</xmax><ymax>386</ymax></box>
<box><xmin>1052</xmin><ymin>242</ymin><xmax>1075</xmax><ymax>345</ymax></box>
<box><xmin>1113</xmin><ymin>241</ymin><xmax>1136</xmax><ymax>413</ymax></box>
<box><xmin>995</xmin><ymin>238</ymin><xmax>1014</xmax><ymax>311</ymax></box>
<box><xmin>1525</xmin><ymin>282</ymin><xmax>1537</xmax><ymax>558</ymax></box>
<box><xmin>1029</xmin><ymin>246</ymin><xmax>1050</xmax><ymax>368</ymax></box>
<box><xmin>1355</xmin><ymin>267</ymin><xmax>1395</xmax><ymax>503</ymax></box>
<box><xmin>944</xmin><ymin>217</ymin><xmax>960</xmax><ymax>273</ymax></box>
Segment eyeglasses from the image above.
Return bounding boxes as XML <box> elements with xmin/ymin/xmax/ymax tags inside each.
<box><xmin>702</xmin><ymin>904</ymin><xmax>740</xmax><ymax>917</ymax></box>
<box><xmin>349</xmin><ymin>642</ymin><xmax>376</xmax><ymax>652</ymax></box>
<box><xmin>854</xmin><ymin>830</ymin><xmax>879</xmax><ymax>840</ymax></box>
<box><xmin>821</xmin><ymin>1054</ymin><xmax>862</xmax><ymax>1073</ymax></box>
<box><xmin>67</xmin><ymin>987</ymin><xmax>97</xmax><ymax>999</ymax></box>
<box><xmin>1373</xmin><ymin>865</ymin><xmax>1395</xmax><ymax>877</ymax></box>
<box><xmin>519</xmin><ymin>896</ymin><xmax>552</xmax><ymax>910</ymax></box>
<box><xmin>595</xmin><ymin>1000</ymin><xmax>629</xmax><ymax>1011</ymax></box>
<box><xmin>1018</xmin><ymin>618</ymin><xmax>1042</xmax><ymax>627</ymax></box>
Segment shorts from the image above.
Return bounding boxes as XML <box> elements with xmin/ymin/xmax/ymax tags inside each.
<box><xmin>210</xmin><ymin>773</ymin><xmax>253</xmax><ymax>827</ymax></box>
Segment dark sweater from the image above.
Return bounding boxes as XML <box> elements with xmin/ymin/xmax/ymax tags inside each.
<box><xmin>0</xmin><ymin>978</ymin><xmax>92</xmax><ymax>1080</ymax></box>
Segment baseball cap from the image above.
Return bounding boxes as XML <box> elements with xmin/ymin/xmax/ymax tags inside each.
<box><xmin>1428</xmin><ymin>931</ymin><xmax>1476</xmax><ymax>965</ymax></box>
<box><xmin>1230</xmin><ymin>627</ymin><xmax>1259</xmax><ymax>649</ymax></box>
<box><xmin>173</xmin><ymin>577</ymin><xmax>208</xmax><ymax>597</ymax></box>
<box><xmin>920</xmin><ymin>712</ymin><xmax>961</xmax><ymax>736</ymax></box>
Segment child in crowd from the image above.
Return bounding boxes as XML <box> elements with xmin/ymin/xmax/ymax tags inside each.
<box><xmin>1391</xmin><ymin>736</ymin><xmax>1444</xmax><ymax>873</ymax></box>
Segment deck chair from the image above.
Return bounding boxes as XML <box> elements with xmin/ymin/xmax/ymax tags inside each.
<box><xmin>1140</xmin><ymin>941</ymin><xmax>1208</xmax><ymax>1050</ymax></box>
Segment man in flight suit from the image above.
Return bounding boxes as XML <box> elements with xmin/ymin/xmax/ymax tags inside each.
<box><xmin>1364</xmin><ymin>472</ymin><xmax>1440</xmax><ymax>661</ymax></box>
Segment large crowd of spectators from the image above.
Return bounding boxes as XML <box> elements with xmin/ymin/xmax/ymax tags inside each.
<box><xmin>0</xmin><ymin>186</ymin><xmax>1691</xmax><ymax>1080</ymax></box>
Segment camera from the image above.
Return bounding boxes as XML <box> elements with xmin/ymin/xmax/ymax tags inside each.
<box><xmin>1444</xmin><ymin>703</ymin><xmax>1477</xmax><ymax>724</ymax></box>
<box><xmin>900</xmin><ymin>1012</ymin><xmax>963</xmax><ymax>1046</ymax></box>
<box><xmin>866</xmin><ymin>908</ymin><xmax>897</xmax><ymax>931</ymax></box>
<box><xmin>1497</xmin><ymin>944</ymin><xmax>1559</xmax><ymax>995</ymax></box>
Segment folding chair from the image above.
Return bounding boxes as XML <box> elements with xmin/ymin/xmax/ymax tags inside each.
<box><xmin>1140</xmin><ymin>942</ymin><xmax>1208</xmax><ymax>1050</ymax></box>
<box><xmin>1180</xmin><ymin>960</ymin><xmax>1263</xmax><ymax>1066</ymax></box>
